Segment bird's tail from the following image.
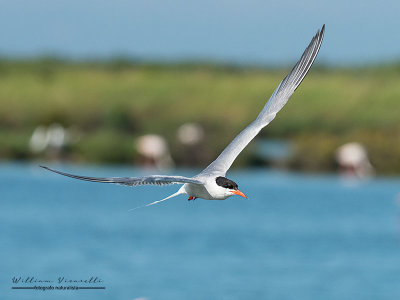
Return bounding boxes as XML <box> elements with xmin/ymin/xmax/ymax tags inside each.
<box><xmin>128</xmin><ymin>186</ymin><xmax>187</xmax><ymax>211</ymax></box>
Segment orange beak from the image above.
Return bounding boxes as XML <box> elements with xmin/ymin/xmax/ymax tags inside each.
<box><xmin>231</xmin><ymin>190</ymin><xmax>248</xmax><ymax>198</ymax></box>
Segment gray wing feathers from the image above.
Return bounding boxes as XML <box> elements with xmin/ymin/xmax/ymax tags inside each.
<box><xmin>41</xmin><ymin>166</ymin><xmax>203</xmax><ymax>186</ymax></box>
<box><xmin>259</xmin><ymin>25</ymin><xmax>325</xmax><ymax>122</ymax></box>
<box><xmin>200</xmin><ymin>25</ymin><xmax>324</xmax><ymax>176</ymax></box>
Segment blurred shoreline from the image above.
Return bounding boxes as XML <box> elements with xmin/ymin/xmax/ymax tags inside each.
<box><xmin>1</xmin><ymin>57</ymin><xmax>400</xmax><ymax>174</ymax></box>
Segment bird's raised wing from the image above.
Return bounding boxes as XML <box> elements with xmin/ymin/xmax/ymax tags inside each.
<box><xmin>41</xmin><ymin>166</ymin><xmax>203</xmax><ymax>186</ymax></box>
<box><xmin>200</xmin><ymin>25</ymin><xmax>325</xmax><ymax>177</ymax></box>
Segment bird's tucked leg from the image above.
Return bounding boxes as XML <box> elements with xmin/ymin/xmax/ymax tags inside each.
<box><xmin>188</xmin><ymin>196</ymin><xmax>198</xmax><ymax>201</ymax></box>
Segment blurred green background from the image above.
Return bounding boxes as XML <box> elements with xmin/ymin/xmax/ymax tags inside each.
<box><xmin>1</xmin><ymin>58</ymin><xmax>399</xmax><ymax>173</ymax></box>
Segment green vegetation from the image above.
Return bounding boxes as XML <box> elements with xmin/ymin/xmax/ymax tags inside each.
<box><xmin>1</xmin><ymin>58</ymin><xmax>400</xmax><ymax>174</ymax></box>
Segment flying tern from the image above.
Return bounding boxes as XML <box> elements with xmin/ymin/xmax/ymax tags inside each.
<box><xmin>41</xmin><ymin>25</ymin><xmax>325</xmax><ymax>208</ymax></box>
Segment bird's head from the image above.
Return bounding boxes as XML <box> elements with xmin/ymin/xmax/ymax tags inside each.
<box><xmin>215</xmin><ymin>176</ymin><xmax>247</xmax><ymax>199</ymax></box>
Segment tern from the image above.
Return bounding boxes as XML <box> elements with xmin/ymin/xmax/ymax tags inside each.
<box><xmin>41</xmin><ymin>25</ymin><xmax>325</xmax><ymax>208</ymax></box>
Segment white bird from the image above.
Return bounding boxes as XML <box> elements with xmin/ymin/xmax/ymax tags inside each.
<box><xmin>41</xmin><ymin>25</ymin><xmax>325</xmax><ymax>208</ymax></box>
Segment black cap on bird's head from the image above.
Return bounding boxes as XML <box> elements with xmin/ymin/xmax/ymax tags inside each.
<box><xmin>215</xmin><ymin>177</ymin><xmax>247</xmax><ymax>198</ymax></box>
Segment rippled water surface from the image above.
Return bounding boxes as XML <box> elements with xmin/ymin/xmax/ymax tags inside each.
<box><xmin>1</xmin><ymin>163</ymin><xmax>400</xmax><ymax>300</ymax></box>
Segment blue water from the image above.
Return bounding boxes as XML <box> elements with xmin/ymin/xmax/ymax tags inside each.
<box><xmin>1</xmin><ymin>163</ymin><xmax>400</xmax><ymax>300</ymax></box>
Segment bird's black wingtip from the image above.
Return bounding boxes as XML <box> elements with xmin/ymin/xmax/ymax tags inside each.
<box><xmin>40</xmin><ymin>165</ymin><xmax>52</xmax><ymax>172</ymax></box>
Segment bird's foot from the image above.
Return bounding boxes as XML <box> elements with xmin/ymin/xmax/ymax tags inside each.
<box><xmin>188</xmin><ymin>196</ymin><xmax>198</xmax><ymax>201</ymax></box>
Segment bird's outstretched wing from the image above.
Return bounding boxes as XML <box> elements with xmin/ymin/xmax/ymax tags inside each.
<box><xmin>40</xmin><ymin>166</ymin><xmax>203</xmax><ymax>186</ymax></box>
<box><xmin>200</xmin><ymin>25</ymin><xmax>325</xmax><ymax>176</ymax></box>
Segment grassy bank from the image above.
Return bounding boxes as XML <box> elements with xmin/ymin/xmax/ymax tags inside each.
<box><xmin>1</xmin><ymin>59</ymin><xmax>399</xmax><ymax>173</ymax></box>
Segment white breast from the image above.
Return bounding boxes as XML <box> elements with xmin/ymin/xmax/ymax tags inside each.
<box><xmin>184</xmin><ymin>180</ymin><xmax>230</xmax><ymax>200</ymax></box>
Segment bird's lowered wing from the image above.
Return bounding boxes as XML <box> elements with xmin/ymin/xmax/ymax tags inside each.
<box><xmin>200</xmin><ymin>25</ymin><xmax>325</xmax><ymax>177</ymax></box>
<box><xmin>41</xmin><ymin>166</ymin><xmax>203</xmax><ymax>186</ymax></box>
